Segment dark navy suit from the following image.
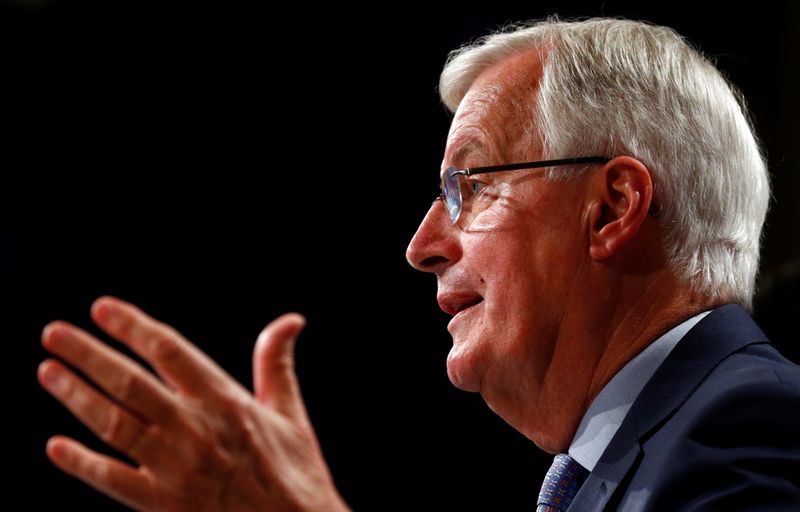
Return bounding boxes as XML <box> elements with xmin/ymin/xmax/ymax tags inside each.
<box><xmin>570</xmin><ymin>304</ymin><xmax>800</xmax><ymax>511</ymax></box>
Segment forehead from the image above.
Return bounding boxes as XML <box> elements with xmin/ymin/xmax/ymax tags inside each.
<box><xmin>446</xmin><ymin>48</ymin><xmax>545</xmax><ymax>166</ymax></box>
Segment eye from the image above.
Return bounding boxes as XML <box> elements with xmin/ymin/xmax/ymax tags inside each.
<box><xmin>464</xmin><ymin>178</ymin><xmax>487</xmax><ymax>197</ymax></box>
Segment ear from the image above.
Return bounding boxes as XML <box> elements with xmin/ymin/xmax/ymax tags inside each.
<box><xmin>587</xmin><ymin>156</ymin><xmax>654</xmax><ymax>260</ymax></box>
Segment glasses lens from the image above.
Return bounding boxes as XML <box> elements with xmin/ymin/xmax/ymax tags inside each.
<box><xmin>442</xmin><ymin>166</ymin><xmax>461</xmax><ymax>223</ymax></box>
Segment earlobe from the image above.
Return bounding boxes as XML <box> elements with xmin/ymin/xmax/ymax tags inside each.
<box><xmin>588</xmin><ymin>158</ymin><xmax>653</xmax><ymax>261</ymax></box>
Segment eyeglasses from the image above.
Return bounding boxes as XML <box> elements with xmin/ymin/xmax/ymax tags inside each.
<box><xmin>439</xmin><ymin>156</ymin><xmax>610</xmax><ymax>224</ymax></box>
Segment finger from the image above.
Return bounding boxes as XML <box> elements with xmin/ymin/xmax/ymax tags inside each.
<box><xmin>42</xmin><ymin>321</ymin><xmax>178</xmax><ymax>426</ymax></box>
<box><xmin>38</xmin><ymin>359</ymin><xmax>159</xmax><ymax>461</ymax></box>
<box><xmin>47</xmin><ymin>436</ymin><xmax>155</xmax><ymax>511</ymax></box>
<box><xmin>253</xmin><ymin>313</ymin><xmax>307</xmax><ymax>419</ymax></box>
<box><xmin>91</xmin><ymin>296</ymin><xmax>233</xmax><ymax>398</ymax></box>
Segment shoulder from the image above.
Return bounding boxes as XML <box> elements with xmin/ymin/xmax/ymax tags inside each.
<box><xmin>686</xmin><ymin>342</ymin><xmax>799</xmax><ymax>422</ymax></box>
<box><xmin>678</xmin><ymin>344</ymin><xmax>800</xmax><ymax>451</ymax></box>
<box><xmin>632</xmin><ymin>343</ymin><xmax>800</xmax><ymax>510</ymax></box>
<box><xmin>686</xmin><ymin>341</ymin><xmax>800</xmax><ymax>416</ymax></box>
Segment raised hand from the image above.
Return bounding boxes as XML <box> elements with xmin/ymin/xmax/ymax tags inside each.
<box><xmin>38</xmin><ymin>296</ymin><xmax>348</xmax><ymax>512</ymax></box>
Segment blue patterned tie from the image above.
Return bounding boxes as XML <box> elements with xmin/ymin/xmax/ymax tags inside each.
<box><xmin>537</xmin><ymin>454</ymin><xmax>590</xmax><ymax>511</ymax></box>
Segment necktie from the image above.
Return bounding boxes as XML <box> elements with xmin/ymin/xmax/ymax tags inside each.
<box><xmin>537</xmin><ymin>453</ymin><xmax>590</xmax><ymax>512</ymax></box>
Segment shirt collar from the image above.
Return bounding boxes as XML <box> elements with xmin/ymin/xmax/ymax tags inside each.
<box><xmin>568</xmin><ymin>310</ymin><xmax>712</xmax><ymax>471</ymax></box>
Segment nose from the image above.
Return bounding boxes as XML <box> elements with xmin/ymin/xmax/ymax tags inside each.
<box><xmin>406</xmin><ymin>200</ymin><xmax>462</xmax><ymax>273</ymax></box>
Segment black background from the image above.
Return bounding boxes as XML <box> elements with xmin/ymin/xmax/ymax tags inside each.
<box><xmin>6</xmin><ymin>2</ymin><xmax>798</xmax><ymax>510</ymax></box>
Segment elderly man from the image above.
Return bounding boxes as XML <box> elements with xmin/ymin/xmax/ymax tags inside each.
<box><xmin>407</xmin><ymin>18</ymin><xmax>800</xmax><ymax>510</ymax></box>
<box><xmin>39</xmin><ymin>18</ymin><xmax>798</xmax><ymax>511</ymax></box>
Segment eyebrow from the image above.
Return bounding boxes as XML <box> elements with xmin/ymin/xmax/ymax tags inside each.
<box><xmin>450</xmin><ymin>139</ymin><xmax>486</xmax><ymax>169</ymax></box>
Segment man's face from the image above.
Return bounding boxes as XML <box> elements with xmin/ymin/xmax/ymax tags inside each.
<box><xmin>407</xmin><ymin>51</ymin><xmax>592</xmax><ymax>442</ymax></box>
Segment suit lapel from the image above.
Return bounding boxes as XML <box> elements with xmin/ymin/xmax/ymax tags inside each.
<box><xmin>631</xmin><ymin>304</ymin><xmax>767</xmax><ymax>438</ymax></box>
<box><xmin>568</xmin><ymin>418</ymin><xmax>641</xmax><ymax>512</ymax></box>
<box><xmin>568</xmin><ymin>305</ymin><xmax>768</xmax><ymax>511</ymax></box>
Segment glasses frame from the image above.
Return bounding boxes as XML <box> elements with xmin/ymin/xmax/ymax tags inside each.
<box><xmin>440</xmin><ymin>156</ymin><xmax>610</xmax><ymax>223</ymax></box>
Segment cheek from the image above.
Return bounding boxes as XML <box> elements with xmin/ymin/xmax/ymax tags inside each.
<box><xmin>486</xmin><ymin>272</ymin><xmax>539</xmax><ymax>336</ymax></box>
<box><xmin>479</xmin><ymin>249</ymin><xmax>542</xmax><ymax>340</ymax></box>
<box><xmin>465</xmin><ymin>208</ymin><xmax>507</xmax><ymax>232</ymax></box>
<box><xmin>478</xmin><ymin>233</ymin><xmax>566</xmax><ymax>340</ymax></box>
<box><xmin>486</xmin><ymin>274</ymin><xmax>562</xmax><ymax>382</ymax></box>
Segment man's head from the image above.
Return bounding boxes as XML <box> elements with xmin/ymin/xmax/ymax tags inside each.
<box><xmin>436</xmin><ymin>18</ymin><xmax>769</xmax><ymax>307</ymax></box>
<box><xmin>407</xmin><ymin>18</ymin><xmax>770</xmax><ymax>451</ymax></box>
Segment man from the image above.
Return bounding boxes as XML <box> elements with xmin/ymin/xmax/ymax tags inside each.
<box><xmin>38</xmin><ymin>18</ymin><xmax>798</xmax><ymax>511</ymax></box>
<box><xmin>406</xmin><ymin>18</ymin><xmax>800</xmax><ymax>510</ymax></box>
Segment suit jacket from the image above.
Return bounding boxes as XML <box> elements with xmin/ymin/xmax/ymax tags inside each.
<box><xmin>569</xmin><ymin>304</ymin><xmax>800</xmax><ymax>511</ymax></box>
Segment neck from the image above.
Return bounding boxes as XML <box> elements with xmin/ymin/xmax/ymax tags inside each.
<box><xmin>584</xmin><ymin>271</ymin><xmax>713</xmax><ymax>404</ymax></box>
<box><xmin>526</xmin><ymin>266</ymin><xmax>714</xmax><ymax>454</ymax></box>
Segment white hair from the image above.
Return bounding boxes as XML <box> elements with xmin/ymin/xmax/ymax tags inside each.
<box><xmin>440</xmin><ymin>18</ymin><xmax>770</xmax><ymax>309</ymax></box>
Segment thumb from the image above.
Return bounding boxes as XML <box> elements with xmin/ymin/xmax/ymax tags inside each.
<box><xmin>253</xmin><ymin>312</ymin><xmax>307</xmax><ymax>418</ymax></box>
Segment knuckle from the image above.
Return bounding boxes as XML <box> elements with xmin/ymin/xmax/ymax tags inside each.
<box><xmin>54</xmin><ymin>373</ymin><xmax>73</xmax><ymax>399</ymax></box>
<box><xmin>114</xmin><ymin>314</ymin><xmax>135</xmax><ymax>339</ymax></box>
<box><xmin>216</xmin><ymin>387</ymin><xmax>245</xmax><ymax>410</ymax></box>
<box><xmin>102</xmin><ymin>406</ymin><xmax>127</xmax><ymax>445</ymax></box>
<box><xmin>212</xmin><ymin>393</ymin><xmax>250</xmax><ymax>431</ymax></box>
<box><xmin>215</xmin><ymin>397</ymin><xmax>261</xmax><ymax>452</ymax></box>
<box><xmin>150</xmin><ymin>332</ymin><xmax>182</xmax><ymax>364</ymax></box>
<box><xmin>89</xmin><ymin>457</ymin><xmax>110</xmax><ymax>485</ymax></box>
<box><xmin>111</xmin><ymin>370</ymin><xmax>143</xmax><ymax>404</ymax></box>
<box><xmin>211</xmin><ymin>380</ymin><xmax>240</xmax><ymax>404</ymax></box>
<box><xmin>187</xmin><ymin>417</ymin><xmax>234</xmax><ymax>466</ymax></box>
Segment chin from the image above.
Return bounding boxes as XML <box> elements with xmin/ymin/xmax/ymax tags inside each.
<box><xmin>528</xmin><ymin>429</ymin><xmax>566</xmax><ymax>455</ymax></box>
<box><xmin>446</xmin><ymin>344</ymin><xmax>484</xmax><ymax>392</ymax></box>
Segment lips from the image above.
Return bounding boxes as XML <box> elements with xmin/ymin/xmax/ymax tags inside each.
<box><xmin>437</xmin><ymin>292</ymin><xmax>484</xmax><ymax>316</ymax></box>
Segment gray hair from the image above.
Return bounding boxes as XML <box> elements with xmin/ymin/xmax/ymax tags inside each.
<box><xmin>440</xmin><ymin>18</ymin><xmax>770</xmax><ymax>309</ymax></box>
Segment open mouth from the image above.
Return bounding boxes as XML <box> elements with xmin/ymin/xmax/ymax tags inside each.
<box><xmin>438</xmin><ymin>294</ymin><xmax>484</xmax><ymax>316</ymax></box>
<box><xmin>455</xmin><ymin>297</ymin><xmax>483</xmax><ymax>314</ymax></box>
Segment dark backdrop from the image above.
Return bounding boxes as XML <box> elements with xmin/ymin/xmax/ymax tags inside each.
<box><xmin>6</xmin><ymin>2</ymin><xmax>798</xmax><ymax>510</ymax></box>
